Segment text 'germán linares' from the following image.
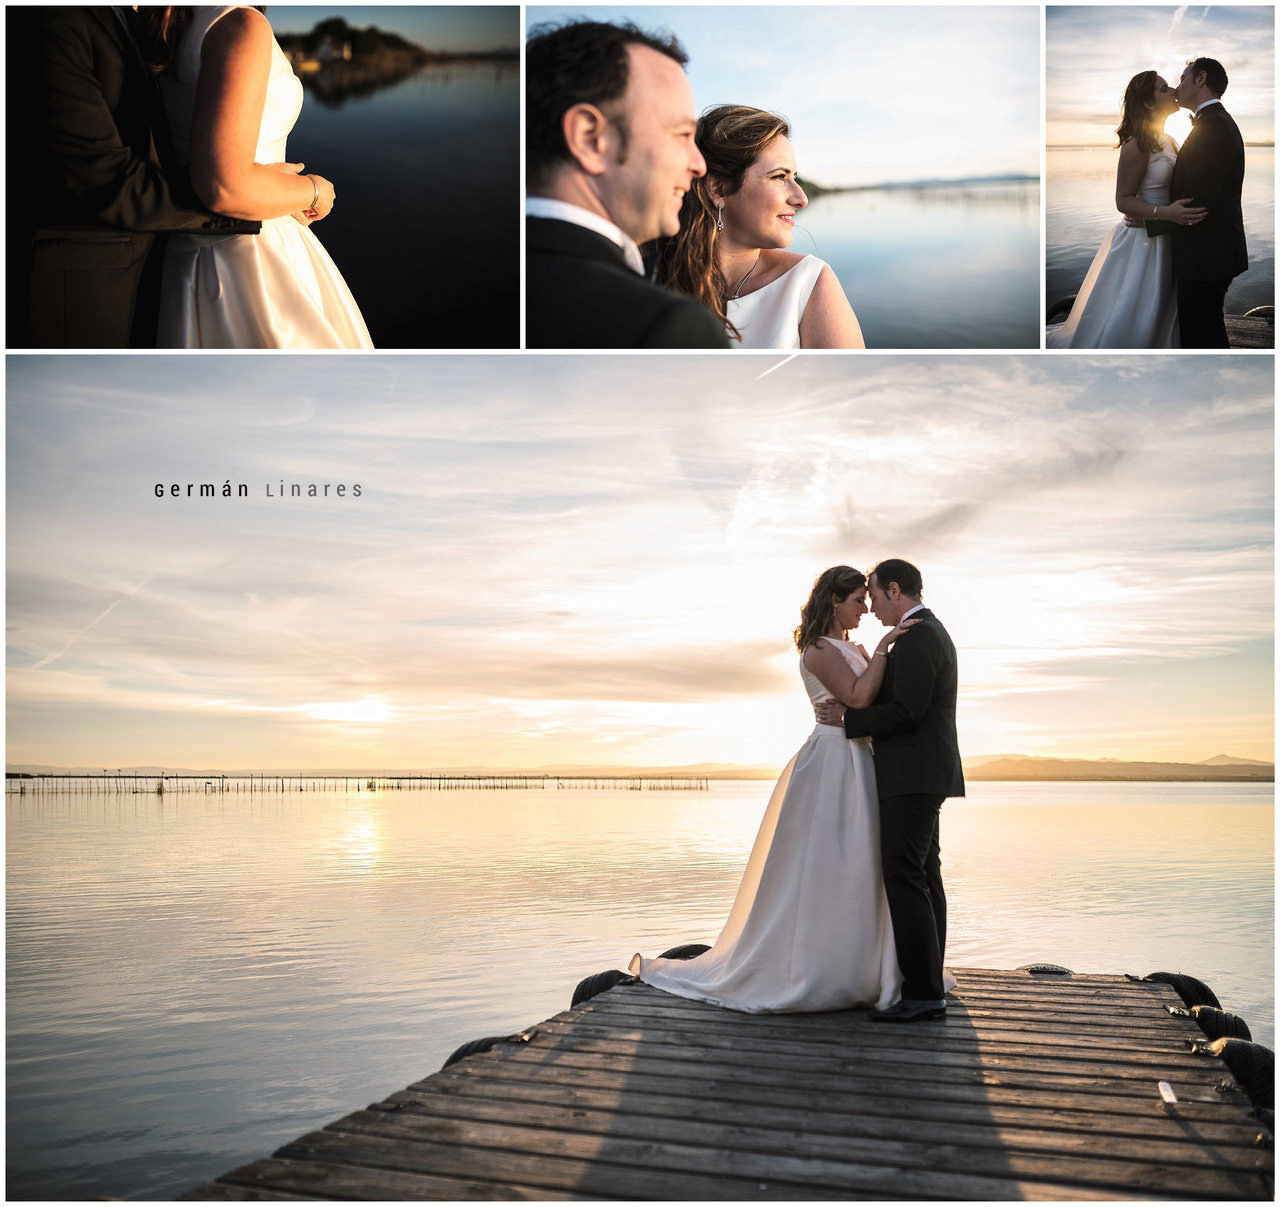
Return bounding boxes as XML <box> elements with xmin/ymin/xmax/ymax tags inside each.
<box><xmin>154</xmin><ymin>482</ymin><xmax>363</xmax><ymax>498</ymax></box>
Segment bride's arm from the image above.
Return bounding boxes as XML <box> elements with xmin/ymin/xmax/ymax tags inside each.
<box><xmin>803</xmin><ymin>626</ymin><xmax>912</xmax><ymax>709</ymax></box>
<box><xmin>1114</xmin><ymin>139</ymin><xmax>1204</xmax><ymax>224</ymax></box>
<box><xmin>188</xmin><ymin>8</ymin><xmax>335</xmax><ymax>221</ymax></box>
<box><xmin>798</xmin><ymin>265</ymin><xmax>865</xmax><ymax>349</ymax></box>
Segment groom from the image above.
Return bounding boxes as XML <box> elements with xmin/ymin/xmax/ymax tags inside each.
<box><xmin>9</xmin><ymin>7</ymin><xmax>259</xmax><ymax>347</ymax></box>
<box><xmin>815</xmin><ymin>559</ymin><xmax>963</xmax><ymax>1022</ymax></box>
<box><xmin>525</xmin><ymin>20</ymin><xmax>728</xmax><ymax>349</ymax></box>
<box><xmin>1170</xmin><ymin>57</ymin><xmax>1247</xmax><ymax>348</ymax></box>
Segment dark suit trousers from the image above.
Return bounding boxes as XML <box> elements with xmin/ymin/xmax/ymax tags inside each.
<box><xmin>1177</xmin><ymin>279</ymin><xmax>1231</xmax><ymax>349</ymax></box>
<box><xmin>879</xmin><ymin>793</ymin><xmax>946</xmax><ymax>1001</ymax></box>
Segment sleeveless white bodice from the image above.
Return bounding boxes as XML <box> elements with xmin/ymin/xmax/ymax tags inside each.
<box><xmin>1137</xmin><ymin>140</ymin><xmax>1177</xmax><ymax>206</ymax></box>
<box><xmin>800</xmin><ymin>636</ymin><xmax>867</xmax><ymax>704</ymax></box>
<box><xmin>727</xmin><ymin>254</ymin><xmax>827</xmax><ymax>349</ymax></box>
<box><xmin>161</xmin><ymin>6</ymin><xmax>303</xmax><ymax>166</ymax></box>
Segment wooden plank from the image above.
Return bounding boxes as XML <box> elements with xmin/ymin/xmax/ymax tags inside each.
<box><xmin>468</xmin><ymin>1039</ymin><xmax>1249</xmax><ymax>1116</ymax></box>
<box><xmin>582</xmin><ymin>995</ymin><xmax>1207</xmax><ymax>1048</ymax></box>
<box><xmin>383</xmin><ymin>1077</ymin><xmax>1269</xmax><ymax>1173</ymax></box>
<box><xmin>555</xmin><ymin>1013</ymin><xmax>1218</xmax><ymax>1074</ymax></box>
<box><xmin>183</xmin><ymin>1156</ymin><xmax>588</xmax><ymax>1200</ymax></box>
<box><xmin>524</xmin><ymin>1016</ymin><xmax>1232</xmax><ymax>1086</ymax></box>
<box><xmin>317</xmin><ymin>1103</ymin><xmax>1266</xmax><ymax>1199</ymax></box>
<box><xmin>271</xmin><ymin>1128</ymin><xmax>862</xmax><ymax>1200</ymax></box>
<box><xmin>417</xmin><ymin>1060</ymin><xmax>1266</xmax><ymax>1147</ymax></box>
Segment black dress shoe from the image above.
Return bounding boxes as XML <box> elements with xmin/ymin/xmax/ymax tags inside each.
<box><xmin>869</xmin><ymin>999</ymin><xmax>947</xmax><ymax>1023</ymax></box>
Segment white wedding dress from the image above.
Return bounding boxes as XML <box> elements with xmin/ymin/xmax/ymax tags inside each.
<box><xmin>727</xmin><ymin>254</ymin><xmax>827</xmax><ymax>349</ymax></box>
<box><xmin>630</xmin><ymin>638</ymin><xmax>902</xmax><ymax>1013</ymax></box>
<box><xmin>158</xmin><ymin>7</ymin><xmax>373</xmax><ymax>348</ymax></box>
<box><xmin>1047</xmin><ymin>138</ymin><xmax>1179</xmax><ymax>349</ymax></box>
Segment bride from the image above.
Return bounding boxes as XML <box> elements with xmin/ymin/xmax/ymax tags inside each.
<box><xmin>653</xmin><ymin>106</ymin><xmax>865</xmax><ymax>349</ymax></box>
<box><xmin>629</xmin><ymin>566</ymin><xmax>907</xmax><ymax>1013</ymax></box>
<box><xmin>141</xmin><ymin>7</ymin><xmax>372</xmax><ymax>348</ymax></box>
<box><xmin>1047</xmin><ymin>71</ymin><xmax>1206</xmax><ymax>349</ymax></box>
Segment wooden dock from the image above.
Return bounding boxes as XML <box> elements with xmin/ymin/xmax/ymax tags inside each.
<box><xmin>185</xmin><ymin>967</ymin><xmax>1273</xmax><ymax>1200</ymax></box>
<box><xmin>1225</xmin><ymin>313</ymin><xmax>1274</xmax><ymax>349</ymax></box>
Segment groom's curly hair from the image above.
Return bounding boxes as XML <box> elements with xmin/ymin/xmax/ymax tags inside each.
<box><xmin>794</xmin><ymin>566</ymin><xmax>867</xmax><ymax>652</ymax></box>
<box><xmin>526</xmin><ymin>20</ymin><xmax>689</xmax><ymax>190</ymax></box>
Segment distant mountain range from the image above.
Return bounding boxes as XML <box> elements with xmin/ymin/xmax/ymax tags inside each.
<box><xmin>964</xmin><ymin>755</ymin><xmax>1272</xmax><ymax>782</ymax></box>
<box><xmin>8</xmin><ymin>755</ymin><xmax>1272</xmax><ymax>783</ymax></box>
<box><xmin>801</xmin><ymin>172</ymin><xmax>1038</xmax><ymax>197</ymax></box>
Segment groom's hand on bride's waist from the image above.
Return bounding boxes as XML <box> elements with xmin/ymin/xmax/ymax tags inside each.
<box><xmin>814</xmin><ymin>701</ymin><xmax>846</xmax><ymax>726</ymax></box>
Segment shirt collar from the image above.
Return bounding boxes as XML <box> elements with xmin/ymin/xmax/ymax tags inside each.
<box><xmin>900</xmin><ymin>602</ymin><xmax>927</xmax><ymax>622</ymax></box>
<box><xmin>1194</xmin><ymin>98</ymin><xmax>1223</xmax><ymax>116</ymax></box>
<box><xmin>526</xmin><ymin>197</ymin><xmax>645</xmax><ymax>276</ymax></box>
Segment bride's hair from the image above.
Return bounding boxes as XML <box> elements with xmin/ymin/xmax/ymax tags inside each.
<box><xmin>136</xmin><ymin>7</ymin><xmax>268</xmax><ymax>73</ymax></box>
<box><xmin>794</xmin><ymin>565</ymin><xmax>867</xmax><ymax>652</ymax></box>
<box><xmin>652</xmin><ymin>105</ymin><xmax>790</xmax><ymax>340</ymax></box>
<box><xmin>1116</xmin><ymin>71</ymin><xmax>1164</xmax><ymax>155</ymax></box>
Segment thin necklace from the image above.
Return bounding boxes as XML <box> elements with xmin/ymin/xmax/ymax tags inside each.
<box><xmin>729</xmin><ymin>253</ymin><xmax>761</xmax><ymax>300</ymax></box>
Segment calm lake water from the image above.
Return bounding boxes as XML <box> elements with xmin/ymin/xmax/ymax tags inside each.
<box><xmin>792</xmin><ymin>180</ymin><xmax>1040</xmax><ymax>348</ymax></box>
<box><xmin>1046</xmin><ymin>145</ymin><xmax>1275</xmax><ymax>316</ymax></box>
<box><xmin>6</xmin><ymin>779</ymin><xmax>1272</xmax><ymax>1199</ymax></box>
<box><xmin>281</xmin><ymin>62</ymin><xmax>520</xmax><ymax>348</ymax></box>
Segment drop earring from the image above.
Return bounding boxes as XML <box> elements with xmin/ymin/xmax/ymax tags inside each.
<box><xmin>715</xmin><ymin>202</ymin><xmax>724</xmax><ymax>233</ymax></box>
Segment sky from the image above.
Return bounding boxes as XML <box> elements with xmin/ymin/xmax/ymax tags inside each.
<box><xmin>1047</xmin><ymin>6</ymin><xmax>1276</xmax><ymax>146</ymax></box>
<box><xmin>528</xmin><ymin>6</ymin><xmax>1040</xmax><ymax>187</ymax></box>
<box><xmin>268</xmin><ymin>6</ymin><xmax>519</xmax><ymax>54</ymax></box>
<box><xmin>6</xmin><ymin>355</ymin><xmax>1273</xmax><ymax>772</ymax></box>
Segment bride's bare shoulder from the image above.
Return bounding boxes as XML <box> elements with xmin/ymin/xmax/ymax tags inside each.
<box><xmin>204</xmin><ymin>6</ymin><xmax>273</xmax><ymax>52</ymax></box>
<box><xmin>764</xmin><ymin>250</ymin><xmax>809</xmax><ymax>273</ymax></box>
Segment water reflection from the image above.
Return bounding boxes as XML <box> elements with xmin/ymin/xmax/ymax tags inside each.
<box><xmin>6</xmin><ymin>780</ymin><xmax>1271</xmax><ymax>1199</ymax></box>
<box><xmin>799</xmin><ymin>181</ymin><xmax>1040</xmax><ymax>348</ymax></box>
<box><xmin>281</xmin><ymin>62</ymin><xmax>519</xmax><ymax>347</ymax></box>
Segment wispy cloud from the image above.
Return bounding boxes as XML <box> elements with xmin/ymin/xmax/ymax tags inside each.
<box><xmin>6</xmin><ymin>355</ymin><xmax>1273</xmax><ymax>769</ymax></box>
<box><xmin>1048</xmin><ymin>5</ymin><xmax>1275</xmax><ymax>145</ymax></box>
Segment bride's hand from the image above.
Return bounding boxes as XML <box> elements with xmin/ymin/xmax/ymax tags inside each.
<box><xmin>1165</xmin><ymin>197</ymin><xmax>1208</xmax><ymax>226</ymax></box>
<box><xmin>263</xmin><ymin>164</ymin><xmax>317</xmax><ymax>223</ymax></box>
<box><xmin>877</xmin><ymin>617</ymin><xmax>921</xmax><ymax>652</ymax></box>
<box><xmin>302</xmin><ymin>174</ymin><xmax>336</xmax><ymax>222</ymax></box>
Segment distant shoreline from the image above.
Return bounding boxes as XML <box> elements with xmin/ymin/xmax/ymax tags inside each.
<box><xmin>802</xmin><ymin>173</ymin><xmax>1037</xmax><ymax>198</ymax></box>
<box><xmin>7</xmin><ymin>769</ymin><xmax>1272</xmax><ymax>785</ymax></box>
<box><xmin>1049</xmin><ymin>142</ymin><xmax>1275</xmax><ymax>150</ymax></box>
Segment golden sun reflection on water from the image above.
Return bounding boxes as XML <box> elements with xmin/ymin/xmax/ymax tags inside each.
<box><xmin>332</xmin><ymin>803</ymin><xmax>383</xmax><ymax>875</ymax></box>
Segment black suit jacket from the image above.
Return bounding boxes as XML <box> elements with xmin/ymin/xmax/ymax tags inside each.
<box><xmin>1169</xmin><ymin>103</ymin><xmax>1247</xmax><ymax>283</ymax></box>
<box><xmin>526</xmin><ymin>217</ymin><xmax>729</xmax><ymax>349</ymax></box>
<box><xmin>843</xmin><ymin>608</ymin><xmax>965</xmax><ymax>802</ymax></box>
<box><xmin>9</xmin><ymin>6</ymin><xmax>259</xmax><ymax>347</ymax></box>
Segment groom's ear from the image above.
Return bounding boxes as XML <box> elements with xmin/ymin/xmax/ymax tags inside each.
<box><xmin>562</xmin><ymin>104</ymin><xmax>615</xmax><ymax>176</ymax></box>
